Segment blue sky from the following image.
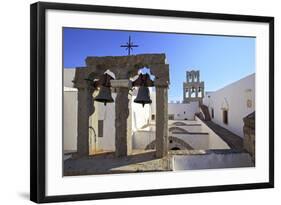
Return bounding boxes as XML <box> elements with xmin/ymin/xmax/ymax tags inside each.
<box><xmin>63</xmin><ymin>28</ymin><xmax>255</xmax><ymax>101</ymax></box>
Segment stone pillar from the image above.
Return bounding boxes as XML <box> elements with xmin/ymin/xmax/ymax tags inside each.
<box><xmin>150</xmin><ymin>64</ymin><xmax>169</xmax><ymax>158</ymax></box>
<box><xmin>155</xmin><ymin>86</ymin><xmax>168</xmax><ymax>158</ymax></box>
<box><xmin>76</xmin><ymin>88</ymin><xmax>94</xmax><ymax>157</ymax></box>
<box><xmin>111</xmin><ymin>79</ymin><xmax>132</xmax><ymax>157</ymax></box>
<box><xmin>127</xmin><ymin>94</ymin><xmax>133</xmax><ymax>154</ymax></box>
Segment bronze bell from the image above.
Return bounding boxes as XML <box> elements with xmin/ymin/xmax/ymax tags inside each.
<box><xmin>134</xmin><ymin>86</ymin><xmax>152</xmax><ymax>107</ymax></box>
<box><xmin>94</xmin><ymin>86</ymin><xmax>114</xmax><ymax>106</ymax></box>
<box><xmin>94</xmin><ymin>73</ymin><xmax>114</xmax><ymax>106</ymax></box>
<box><xmin>132</xmin><ymin>73</ymin><xmax>154</xmax><ymax>107</ymax></box>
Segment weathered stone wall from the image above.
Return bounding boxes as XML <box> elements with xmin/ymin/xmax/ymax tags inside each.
<box><xmin>243</xmin><ymin>112</ymin><xmax>255</xmax><ymax>163</ymax></box>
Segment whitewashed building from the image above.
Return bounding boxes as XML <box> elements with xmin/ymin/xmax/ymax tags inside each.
<box><xmin>63</xmin><ymin>68</ymin><xmax>255</xmax><ymax>170</ymax></box>
<box><xmin>202</xmin><ymin>73</ymin><xmax>255</xmax><ymax>137</ymax></box>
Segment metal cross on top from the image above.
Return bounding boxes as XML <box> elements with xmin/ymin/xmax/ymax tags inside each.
<box><xmin>120</xmin><ymin>35</ymin><xmax>139</xmax><ymax>56</ymax></box>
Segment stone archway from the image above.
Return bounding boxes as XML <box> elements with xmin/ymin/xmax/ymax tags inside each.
<box><xmin>73</xmin><ymin>54</ymin><xmax>170</xmax><ymax>158</ymax></box>
<box><xmin>169</xmin><ymin>127</ymin><xmax>188</xmax><ymax>134</ymax></box>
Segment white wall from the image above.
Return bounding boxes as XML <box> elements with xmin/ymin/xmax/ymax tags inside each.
<box><xmin>95</xmin><ymin>95</ymin><xmax>116</xmax><ymax>151</ymax></box>
<box><xmin>173</xmin><ymin>152</ymin><xmax>253</xmax><ymax>170</ymax></box>
<box><xmin>132</xmin><ymin>131</ymin><xmax>155</xmax><ymax>149</ymax></box>
<box><xmin>197</xmin><ymin>117</ymin><xmax>230</xmax><ymax>149</ymax></box>
<box><xmin>168</xmin><ymin>102</ymin><xmax>199</xmax><ymax>120</ymax></box>
<box><xmin>95</xmin><ymin>91</ymin><xmax>152</xmax><ymax>152</ymax></box>
<box><xmin>151</xmin><ymin>90</ymin><xmax>200</xmax><ymax>120</ymax></box>
<box><xmin>63</xmin><ymin>87</ymin><xmax>78</xmax><ymax>152</ymax></box>
<box><xmin>63</xmin><ymin>69</ymin><xmax>78</xmax><ymax>152</ymax></box>
<box><xmin>62</xmin><ymin>68</ymin><xmax>118</xmax><ymax>152</ymax></box>
<box><xmin>62</xmin><ymin>78</ymin><xmax>154</xmax><ymax>153</ymax></box>
<box><xmin>172</xmin><ymin>132</ymin><xmax>229</xmax><ymax>150</ymax></box>
<box><xmin>132</xmin><ymin>118</ymin><xmax>230</xmax><ymax>150</ymax></box>
<box><xmin>172</xmin><ymin>133</ymin><xmax>209</xmax><ymax>149</ymax></box>
<box><xmin>64</xmin><ymin>68</ymin><xmax>76</xmax><ymax>87</ymax></box>
<box><xmin>203</xmin><ymin>74</ymin><xmax>255</xmax><ymax>137</ymax></box>
<box><xmin>131</xmin><ymin>93</ymin><xmax>152</xmax><ymax>131</ymax></box>
<box><xmin>62</xmin><ymin>68</ymin><xmax>117</xmax><ymax>153</ymax></box>
<box><xmin>171</xmin><ymin>118</ymin><xmax>229</xmax><ymax>150</ymax></box>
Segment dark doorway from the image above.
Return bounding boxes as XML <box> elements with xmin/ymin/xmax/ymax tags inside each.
<box><xmin>223</xmin><ymin>110</ymin><xmax>228</xmax><ymax>124</ymax></box>
<box><xmin>171</xmin><ymin>147</ymin><xmax>180</xmax><ymax>150</ymax></box>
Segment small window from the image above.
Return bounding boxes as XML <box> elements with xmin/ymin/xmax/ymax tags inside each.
<box><xmin>223</xmin><ymin>110</ymin><xmax>228</xmax><ymax>124</ymax></box>
<box><xmin>151</xmin><ymin>114</ymin><xmax>155</xmax><ymax>120</ymax></box>
<box><xmin>98</xmin><ymin>120</ymin><xmax>103</xmax><ymax>137</ymax></box>
<box><xmin>211</xmin><ymin>108</ymin><xmax>214</xmax><ymax>118</ymax></box>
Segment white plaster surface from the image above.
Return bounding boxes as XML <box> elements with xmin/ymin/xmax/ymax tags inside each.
<box><xmin>63</xmin><ymin>87</ymin><xmax>77</xmax><ymax>152</ymax></box>
<box><xmin>203</xmin><ymin>74</ymin><xmax>255</xmax><ymax>137</ymax></box>
<box><xmin>63</xmin><ymin>68</ymin><xmax>76</xmax><ymax>87</ymax></box>
<box><xmin>132</xmin><ymin>131</ymin><xmax>155</xmax><ymax>149</ymax></box>
<box><xmin>131</xmin><ymin>92</ymin><xmax>152</xmax><ymax>132</ymax></box>
<box><xmin>95</xmin><ymin>96</ymin><xmax>116</xmax><ymax>151</ymax></box>
<box><xmin>173</xmin><ymin>152</ymin><xmax>253</xmax><ymax>170</ymax></box>
<box><xmin>168</xmin><ymin>102</ymin><xmax>199</xmax><ymax>120</ymax></box>
<box><xmin>132</xmin><ymin>119</ymin><xmax>230</xmax><ymax>150</ymax></box>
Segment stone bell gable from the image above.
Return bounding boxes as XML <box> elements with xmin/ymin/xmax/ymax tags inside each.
<box><xmin>72</xmin><ymin>54</ymin><xmax>170</xmax><ymax>158</ymax></box>
<box><xmin>183</xmin><ymin>70</ymin><xmax>204</xmax><ymax>103</ymax></box>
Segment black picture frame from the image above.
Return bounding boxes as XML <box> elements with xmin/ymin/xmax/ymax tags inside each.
<box><xmin>30</xmin><ymin>1</ymin><xmax>274</xmax><ymax>203</ymax></box>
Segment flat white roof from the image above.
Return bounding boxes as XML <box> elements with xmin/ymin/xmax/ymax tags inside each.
<box><xmin>64</xmin><ymin>86</ymin><xmax>77</xmax><ymax>92</ymax></box>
